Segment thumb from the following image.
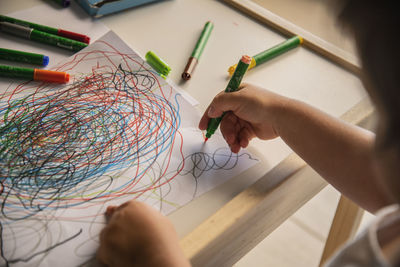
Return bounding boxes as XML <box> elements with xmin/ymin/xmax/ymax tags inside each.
<box><xmin>105</xmin><ymin>205</ymin><xmax>117</xmax><ymax>218</ymax></box>
<box><xmin>207</xmin><ymin>91</ymin><xmax>244</xmax><ymax>118</ymax></box>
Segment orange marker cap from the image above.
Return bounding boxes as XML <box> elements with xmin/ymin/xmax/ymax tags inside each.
<box><xmin>33</xmin><ymin>69</ymin><xmax>70</xmax><ymax>83</ymax></box>
<box><xmin>241</xmin><ymin>55</ymin><xmax>252</xmax><ymax>64</ymax></box>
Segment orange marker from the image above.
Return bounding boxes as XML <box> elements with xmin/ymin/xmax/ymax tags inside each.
<box><xmin>0</xmin><ymin>65</ymin><xmax>69</xmax><ymax>83</ymax></box>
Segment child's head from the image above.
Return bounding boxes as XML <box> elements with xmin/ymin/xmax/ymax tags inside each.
<box><xmin>337</xmin><ymin>0</ymin><xmax>400</xmax><ymax>203</ymax></box>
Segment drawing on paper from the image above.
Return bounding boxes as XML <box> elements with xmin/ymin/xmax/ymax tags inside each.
<box><xmin>0</xmin><ymin>31</ymin><xmax>258</xmax><ymax>267</ymax></box>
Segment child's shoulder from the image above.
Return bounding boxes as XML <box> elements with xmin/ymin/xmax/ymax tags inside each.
<box><xmin>325</xmin><ymin>204</ymin><xmax>400</xmax><ymax>267</ymax></box>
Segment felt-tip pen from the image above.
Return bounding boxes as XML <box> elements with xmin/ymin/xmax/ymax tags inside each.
<box><xmin>0</xmin><ymin>65</ymin><xmax>70</xmax><ymax>83</ymax></box>
<box><xmin>182</xmin><ymin>21</ymin><xmax>213</xmax><ymax>81</ymax></box>
<box><xmin>0</xmin><ymin>22</ymin><xmax>88</xmax><ymax>52</ymax></box>
<box><xmin>0</xmin><ymin>15</ymin><xmax>90</xmax><ymax>44</ymax></box>
<box><xmin>0</xmin><ymin>48</ymin><xmax>49</xmax><ymax>66</ymax></box>
<box><xmin>228</xmin><ymin>36</ymin><xmax>303</xmax><ymax>76</ymax></box>
<box><xmin>205</xmin><ymin>55</ymin><xmax>251</xmax><ymax>141</ymax></box>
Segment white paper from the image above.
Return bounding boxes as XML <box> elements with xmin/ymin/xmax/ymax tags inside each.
<box><xmin>0</xmin><ymin>31</ymin><xmax>258</xmax><ymax>267</ymax></box>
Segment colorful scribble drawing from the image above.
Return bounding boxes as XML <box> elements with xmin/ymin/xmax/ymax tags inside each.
<box><xmin>0</xmin><ymin>32</ymin><xmax>257</xmax><ymax>267</ymax></box>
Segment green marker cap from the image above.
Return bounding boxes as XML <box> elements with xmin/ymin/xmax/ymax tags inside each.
<box><xmin>145</xmin><ymin>51</ymin><xmax>171</xmax><ymax>76</ymax></box>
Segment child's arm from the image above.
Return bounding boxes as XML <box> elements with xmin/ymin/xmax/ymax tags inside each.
<box><xmin>97</xmin><ymin>200</ymin><xmax>191</xmax><ymax>267</ymax></box>
<box><xmin>199</xmin><ymin>84</ymin><xmax>393</xmax><ymax>213</ymax></box>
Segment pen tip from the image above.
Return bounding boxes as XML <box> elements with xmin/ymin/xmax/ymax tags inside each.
<box><xmin>204</xmin><ymin>137</ymin><xmax>208</xmax><ymax>142</ymax></box>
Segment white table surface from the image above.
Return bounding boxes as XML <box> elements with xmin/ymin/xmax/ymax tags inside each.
<box><xmin>0</xmin><ymin>0</ymin><xmax>366</xmax><ymax>239</ymax></box>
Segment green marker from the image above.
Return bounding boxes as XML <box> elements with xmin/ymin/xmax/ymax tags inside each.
<box><xmin>0</xmin><ymin>65</ymin><xmax>34</xmax><ymax>80</ymax></box>
<box><xmin>182</xmin><ymin>21</ymin><xmax>214</xmax><ymax>81</ymax></box>
<box><xmin>0</xmin><ymin>22</ymin><xmax>87</xmax><ymax>52</ymax></box>
<box><xmin>228</xmin><ymin>35</ymin><xmax>303</xmax><ymax>76</ymax></box>
<box><xmin>0</xmin><ymin>48</ymin><xmax>49</xmax><ymax>66</ymax></box>
<box><xmin>0</xmin><ymin>15</ymin><xmax>59</xmax><ymax>35</ymax></box>
<box><xmin>205</xmin><ymin>55</ymin><xmax>251</xmax><ymax>141</ymax></box>
<box><xmin>145</xmin><ymin>51</ymin><xmax>171</xmax><ymax>78</ymax></box>
<box><xmin>0</xmin><ymin>15</ymin><xmax>90</xmax><ymax>43</ymax></box>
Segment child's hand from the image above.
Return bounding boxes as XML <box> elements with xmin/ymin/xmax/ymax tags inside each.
<box><xmin>97</xmin><ymin>200</ymin><xmax>190</xmax><ymax>267</ymax></box>
<box><xmin>199</xmin><ymin>83</ymin><xmax>288</xmax><ymax>153</ymax></box>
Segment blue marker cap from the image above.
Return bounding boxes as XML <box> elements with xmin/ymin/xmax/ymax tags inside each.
<box><xmin>42</xmin><ymin>56</ymin><xmax>49</xmax><ymax>66</ymax></box>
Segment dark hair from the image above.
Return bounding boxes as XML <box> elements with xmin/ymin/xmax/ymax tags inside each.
<box><xmin>337</xmin><ymin>1</ymin><xmax>400</xmax><ymax>150</ymax></box>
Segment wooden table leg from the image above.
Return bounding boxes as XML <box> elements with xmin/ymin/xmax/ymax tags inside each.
<box><xmin>319</xmin><ymin>195</ymin><xmax>364</xmax><ymax>266</ymax></box>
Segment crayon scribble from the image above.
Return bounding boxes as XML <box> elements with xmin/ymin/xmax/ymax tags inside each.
<box><xmin>0</xmin><ymin>43</ymin><xmax>184</xmax><ymax>266</ymax></box>
<box><xmin>0</xmin><ymin>40</ymin><xmax>256</xmax><ymax>267</ymax></box>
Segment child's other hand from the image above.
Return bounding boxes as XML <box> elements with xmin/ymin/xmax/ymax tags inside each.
<box><xmin>199</xmin><ymin>83</ymin><xmax>287</xmax><ymax>153</ymax></box>
<box><xmin>97</xmin><ymin>200</ymin><xmax>190</xmax><ymax>267</ymax></box>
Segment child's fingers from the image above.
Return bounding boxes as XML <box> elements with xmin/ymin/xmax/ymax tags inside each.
<box><xmin>220</xmin><ymin>112</ymin><xmax>238</xmax><ymax>145</ymax></box>
<box><xmin>199</xmin><ymin>106</ymin><xmax>211</xmax><ymax>130</ymax></box>
<box><xmin>97</xmin><ymin>225</ymin><xmax>112</xmax><ymax>265</ymax></box>
<box><xmin>105</xmin><ymin>205</ymin><xmax>117</xmax><ymax>218</ymax></box>
<box><xmin>207</xmin><ymin>91</ymin><xmax>245</xmax><ymax>118</ymax></box>
<box><xmin>239</xmin><ymin>137</ymin><xmax>249</xmax><ymax>148</ymax></box>
<box><xmin>96</xmin><ymin>243</ymin><xmax>109</xmax><ymax>265</ymax></box>
<box><xmin>238</xmin><ymin>124</ymin><xmax>255</xmax><ymax>148</ymax></box>
<box><xmin>104</xmin><ymin>200</ymin><xmax>132</xmax><ymax>221</ymax></box>
<box><xmin>229</xmin><ymin>142</ymin><xmax>241</xmax><ymax>153</ymax></box>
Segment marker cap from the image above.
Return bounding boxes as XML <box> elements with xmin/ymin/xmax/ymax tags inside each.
<box><xmin>33</xmin><ymin>69</ymin><xmax>70</xmax><ymax>83</ymax></box>
<box><xmin>145</xmin><ymin>51</ymin><xmax>171</xmax><ymax>76</ymax></box>
<box><xmin>58</xmin><ymin>29</ymin><xmax>90</xmax><ymax>44</ymax></box>
<box><xmin>42</xmin><ymin>56</ymin><xmax>49</xmax><ymax>66</ymax></box>
<box><xmin>241</xmin><ymin>55</ymin><xmax>252</xmax><ymax>64</ymax></box>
